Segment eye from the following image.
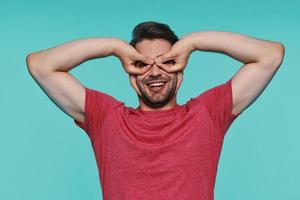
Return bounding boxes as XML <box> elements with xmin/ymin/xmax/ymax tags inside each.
<box><xmin>135</xmin><ymin>61</ymin><xmax>147</xmax><ymax>68</ymax></box>
<box><xmin>163</xmin><ymin>60</ymin><xmax>175</xmax><ymax>65</ymax></box>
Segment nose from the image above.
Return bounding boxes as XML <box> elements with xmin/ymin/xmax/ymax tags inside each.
<box><xmin>148</xmin><ymin>63</ymin><xmax>162</xmax><ymax>77</ymax></box>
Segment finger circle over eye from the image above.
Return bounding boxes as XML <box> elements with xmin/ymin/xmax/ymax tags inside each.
<box><xmin>134</xmin><ymin>61</ymin><xmax>146</xmax><ymax>68</ymax></box>
<box><xmin>132</xmin><ymin>64</ymin><xmax>151</xmax><ymax>75</ymax></box>
<box><xmin>170</xmin><ymin>64</ymin><xmax>183</xmax><ymax>72</ymax></box>
<box><xmin>156</xmin><ymin>63</ymin><xmax>171</xmax><ymax>73</ymax></box>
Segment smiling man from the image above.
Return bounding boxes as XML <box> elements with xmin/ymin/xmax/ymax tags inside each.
<box><xmin>132</xmin><ymin>38</ymin><xmax>181</xmax><ymax>109</ymax></box>
<box><xmin>26</xmin><ymin>21</ymin><xmax>285</xmax><ymax>200</ymax></box>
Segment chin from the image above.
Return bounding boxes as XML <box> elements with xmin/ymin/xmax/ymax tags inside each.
<box><xmin>142</xmin><ymin>94</ymin><xmax>175</xmax><ymax>109</ymax></box>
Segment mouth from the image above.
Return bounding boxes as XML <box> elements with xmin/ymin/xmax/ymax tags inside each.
<box><xmin>146</xmin><ymin>81</ymin><xmax>167</xmax><ymax>92</ymax></box>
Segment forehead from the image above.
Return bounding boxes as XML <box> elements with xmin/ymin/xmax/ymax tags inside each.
<box><xmin>135</xmin><ymin>39</ymin><xmax>172</xmax><ymax>58</ymax></box>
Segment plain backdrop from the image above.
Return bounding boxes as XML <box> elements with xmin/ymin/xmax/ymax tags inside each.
<box><xmin>1</xmin><ymin>0</ymin><xmax>299</xmax><ymax>199</ymax></box>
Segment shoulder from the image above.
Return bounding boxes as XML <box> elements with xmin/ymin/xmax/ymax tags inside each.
<box><xmin>83</xmin><ymin>86</ymin><xmax>125</xmax><ymax>119</ymax></box>
<box><xmin>188</xmin><ymin>79</ymin><xmax>232</xmax><ymax>104</ymax></box>
<box><xmin>85</xmin><ymin>86</ymin><xmax>123</xmax><ymax>106</ymax></box>
<box><xmin>184</xmin><ymin>79</ymin><xmax>234</xmax><ymax>116</ymax></box>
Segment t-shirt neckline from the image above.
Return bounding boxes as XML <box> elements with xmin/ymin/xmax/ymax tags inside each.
<box><xmin>136</xmin><ymin>104</ymin><xmax>181</xmax><ymax>116</ymax></box>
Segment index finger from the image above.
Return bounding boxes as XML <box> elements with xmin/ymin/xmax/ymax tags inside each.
<box><xmin>156</xmin><ymin>62</ymin><xmax>183</xmax><ymax>73</ymax></box>
<box><xmin>127</xmin><ymin>64</ymin><xmax>152</xmax><ymax>75</ymax></box>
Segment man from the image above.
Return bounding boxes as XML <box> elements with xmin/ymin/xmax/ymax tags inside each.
<box><xmin>26</xmin><ymin>21</ymin><xmax>285</xmax><ymax>200</ymax></box>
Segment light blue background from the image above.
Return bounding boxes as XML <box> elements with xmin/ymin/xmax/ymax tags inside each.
<box><xmin>1</xmin><ymin>0</ymin><xmax>299</xmax><ymax>199</ymax></box>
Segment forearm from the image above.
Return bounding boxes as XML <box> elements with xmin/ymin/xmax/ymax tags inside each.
<box><xmin>183</xmin><ymin>31</ymin><xmax>284</xmax><ymax>64</ymax></box>
<box><xmin>26</xmin><ymin>37</ymin><xmax>123</xmax><ymax>72</ymax></box>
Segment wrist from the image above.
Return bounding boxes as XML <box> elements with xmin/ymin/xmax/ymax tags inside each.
<box><xmin>111</xmin><ymin>38</ymin><xmax>127</xmax><ymax>56</ymax></box>
<box><xmin>181</xmin><ymin>33</ymin><xmax>198</xmax><ymax>52</ymax></box>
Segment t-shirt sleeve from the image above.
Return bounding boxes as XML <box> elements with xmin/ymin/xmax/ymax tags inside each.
<box><xmin>73</xmin><ymin>86</ymin><xmax>121</xmax><ymax>142</ymax></box>
<box><xmin>193</xmin><ymin>78</ymin><xmax>239</xmax><ymax>138</ymax></box>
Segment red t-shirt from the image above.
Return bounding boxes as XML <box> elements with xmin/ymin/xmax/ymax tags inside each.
<box><xmin>74</xmin><ymin>78</ymin><xmax>239</xmax><ymax>200</ymax></box>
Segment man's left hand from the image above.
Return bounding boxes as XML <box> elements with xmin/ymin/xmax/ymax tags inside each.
<box><xmin>154</xmin><ymin>37</ymin><xmax>195</xmax><ymax>73</ymax></box>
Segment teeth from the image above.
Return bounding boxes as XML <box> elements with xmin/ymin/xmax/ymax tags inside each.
<box><xmin>149</xmin><ymin>82</ymin><xmax>164</xmax><ymax>87</ymax></box>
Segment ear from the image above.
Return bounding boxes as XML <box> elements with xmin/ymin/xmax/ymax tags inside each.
<box><xmin>175</xmin><ymin>71</ymin><xmax>183</xmax><ymax>94</ymax></box>
<box><xmin>129</xmin><ymin>74</ymin><xmax>142</xmax><ymax>96</ymax></box>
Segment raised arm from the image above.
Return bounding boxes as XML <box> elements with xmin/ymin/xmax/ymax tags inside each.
<box><xmin>185</xmin><ymin>31</ymin><xmax>285</xmax><ymax>116</ymax></box>
<box><xmin>155</xmin><ymin>30</ymin><xmax>285</xmax><ymax>116</ymax></box>
<box><xmin>26</xmin><ymin>37</ymin><xmax>153</xmax><ymax>124</ymax></box>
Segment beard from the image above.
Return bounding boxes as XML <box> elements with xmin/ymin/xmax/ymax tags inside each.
<box><xmin>136</xmin><ymin>75</ymin><xmax>177</xmax><ymax>108</ymax></box>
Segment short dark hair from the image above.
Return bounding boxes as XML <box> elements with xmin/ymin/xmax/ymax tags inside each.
<box><xmin>129</xmin><ymin>21</ymin><xmax>179</xmax><ymax>47</ymax></box>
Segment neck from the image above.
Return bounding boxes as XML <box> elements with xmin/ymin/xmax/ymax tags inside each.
<box><xmin>137</xmin><ymin>96</ymin><xmax>178</xmax><ymax>111</ymax></box>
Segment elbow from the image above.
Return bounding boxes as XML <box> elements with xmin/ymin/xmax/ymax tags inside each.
<box><xmin>260</xmin><ymin>42</ymin><xmax>285</xmax><ymax>68</ymax></box>
<box><xmin>274</xmin><ymin>42</ymin><xmax>285</xmax><ymax>59</ymax></box>
<box><xmin>270</xmin><ymin>42</ymin><xmax>285</xmax><ymax>67</ymax></box>
<box><xmin>26</xmin><ymin>52</ymin><xmax>38</xmax><ymax>72</ymax></box>
<box><xmin>26</xmin><ymin>52</ymin><xmax>50</xmax><ymax>76</ymax></box>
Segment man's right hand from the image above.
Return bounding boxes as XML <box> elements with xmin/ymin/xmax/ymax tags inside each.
<box><xmin>113</xmin><ymin>40</ymin><xmax>154</xmax><ymax>75</ymax></box>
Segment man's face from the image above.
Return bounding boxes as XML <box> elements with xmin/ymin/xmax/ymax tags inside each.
<box><xmin>130</xmin><ymin>38</ymin><xmax>183</xmax><ymax>108</ymax></box>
